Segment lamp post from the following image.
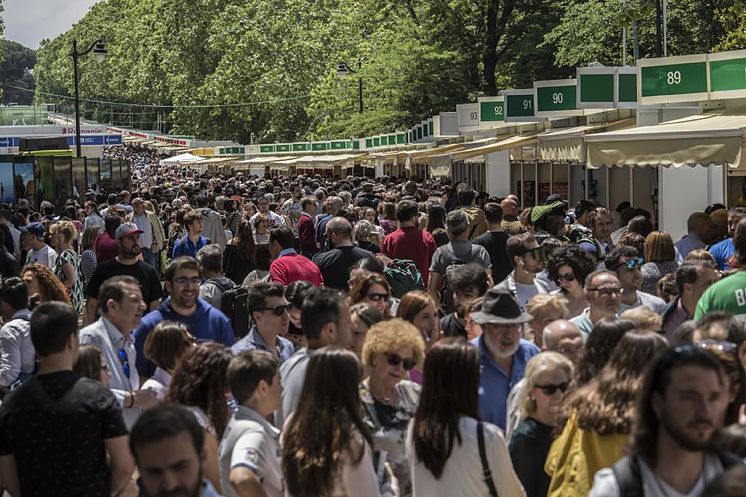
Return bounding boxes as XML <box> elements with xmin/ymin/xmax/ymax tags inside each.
<box><xmin>336</xmin><ymin>61</ymin><xmax>363</xmax><ymax>113</ymax></box>
<box><xmin>71</xmin><ymin>39</ymin><xmax>108</xmax><ymax>157</ymax></box>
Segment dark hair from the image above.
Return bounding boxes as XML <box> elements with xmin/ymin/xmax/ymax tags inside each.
<box><xmin>227</xmin><ymin>350</ymin><xmax>279</xmax><ymax>404</ymax></box>
<box><xmin>164</xmin><ymin>256</ymin><xmax>201</xmax><ymax>282</ymax></box>
<box><xmin>104</xmin><ymin>215</ymin><xmax>122</xmax><ymax>238</ymax></box>
<box><xmin>144</xmin><ymin>321</ymin><xmax>194</xmax><ymax>372</ymax></box>
<box><xmin>413</xmin><ymin>338</ymin><xmax>480</xmax><ymax>478</ymax></box>
<box><xmin>30</xmin><ymin>302</ymin><xmax>78</xmax><ymax>357</ymax></box>
<box><xmin>301</xmin><ymin>196</ymin><xmax>316</xmax><ymax>211</ymax></box>
<box><xmin>129</xmin><ymin>404</ymin><xmax>205</xmax><ymax>461</ymax></box>
<box><xmin>547</xmin><ymin>245</ymin><xmax>596</xmax><ymax>289</ymax></box>
<box><xmin>269</xmin><ymin>225</ymin><xmax>295</xmax><ymax>250</ymax></box>
<box><xmin>734</xmin><ymin>218</ymin><xmax>746</xmax><ymax>265</ymax></box>
<box><xmin>166</xmin><ymin>342</ymin><xmax>232</xmax><ymax>438</ymax></box>
<box><xmin>196</xmin><ymin>244</ymin><xmax>223</xmax><ymax>273</ymax></box>
<box><xmin>350</xmin><ymin>256</ymin><xmax>385</xmax><ymax>275</ymax></box>
<box><xmin>457</xmin><ymin>186</ymin><xmax>476</xmax><ymax>206</ymax></box>
<box><xmin>286</xmin><ymin>280</ymin><xmax>313</xmax><ymax>309</ymax></box>
<box><xmin>73</xmin><ymin>344</ymin><xmax>104</xmax><ymax>381</ymax></box>
<box><xmin>629</xmin><ymin>346</ymin><xmax>724</xmax><ymax>462</ymax></box>
<box><xmin>301</xmin><ymin>287</ymin><xmax>345</xmax><ymax>341</ymax></box>
<box><xmin>628</xmin><ymin>215</ymin><xmax>653</xmax><ymax>238</ymax></box>
<box><xmin>675</xmin><ymin>261</ymin><xmax>715</xmax><ymax>294</ymax></box>
<box><xmin>183</xmin><ymin>210</ymin><xmax>203</xmax><ymax>229</ymax></box>
<box><xmin>618</xmin><ymin>232</ymin><xmax>646</xmax><ymax>256</ymax></box>
<box><xmin>97</xmin><ymin>275</ymin><xmax>140</xmax><ymax>315</ymax></box>
<box><xmin>449</xmin><ymin>263</ymin><xmax>489</xmax><ymax>296</ymax></box>
<box><xmin>282</xmin><ymin>347</ymin><xmax>371</xmax><ymax>497</ymax></box>
<box><xmin>431</xmin><ymin>228</ymin><xmax>450</xmax><ymax>247</ymax></box>
<box><xmin>605</xmin><ymin>244</ymin><xmax>639</xmax><ymax>272</ymax></box>
<box><xmin>254</xmin><ymin>244</ymin><xmax>272</xmax><ymax>271</ymax></box>
<box><xmin>0</xmin><ymin>276</ymin><xmax>28</xmax><ymax>310</ymax></box>
<box><xmin>483</xmin><ymin>202</ymin><xmax>503</xmax><ymax>224</ymax></box>
<box><xmin>233</xmin><ymin>220</ymin><xmax>257</xmax><ymax>263</ymax></box>
<box><xmin>349</xmin><ymin>273</ymin><xmax>390</xmax><ymax>306</ymax></box>
<box><xmin>248</xmin><ymin>281</ymin><xmax>286</xmax><ymax>321</ymax></box>
<box><xmin>396</xmin><ymin>200</ymin><xmax>420</xmax><ymax>223</ymax></box>
<box><xmin>425</xmin><ymin>203</ymin><xmax>446</xmax><ymax>233</ymax></box>
<box><xmin>575</xmin><ymin>318</ymin><xmax>636</xmax><ymax>386</ymax></box>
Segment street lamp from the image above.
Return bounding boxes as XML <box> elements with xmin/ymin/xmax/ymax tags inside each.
<box><xmin>336</xmin><ymin>61</ymin><xmax>363</xmax><ymax>114</ymax></box>
<box><xmin>71</xmin><ymin>39</ymin><xmax>108</xmax><ymax>157</ymax></box>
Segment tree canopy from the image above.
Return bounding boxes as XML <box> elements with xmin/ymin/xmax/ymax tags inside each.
<box><xmin>31</xmin><ymin>0</ymin><xmax>746</xmax><ymax>142</ymax></box>
<box><xmin>1</xmin><ymin>40</ymin><xmax>37</xmax><ymax>105</ymax></box>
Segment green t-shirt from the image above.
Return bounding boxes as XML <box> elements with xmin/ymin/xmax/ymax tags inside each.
<box><xmin>694</xmin><ymin>271</ymin><xmax>746</xmax><ymax>319</ymax></box>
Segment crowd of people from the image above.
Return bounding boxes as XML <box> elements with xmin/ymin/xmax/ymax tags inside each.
<box><xmin>0</xmin><ymin>143</ymin><xmax>745</xmax><ymax>497</ymax></box>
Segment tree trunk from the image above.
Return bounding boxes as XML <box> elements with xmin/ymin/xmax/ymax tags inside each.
<box><xmin>482</xmin><ymin>0</ymin><xmax>516</xmax><ymax>95</ymax></box>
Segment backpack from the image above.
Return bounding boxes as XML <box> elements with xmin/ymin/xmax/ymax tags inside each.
<box><xmin>611</xmin><ymin>453</ymin><xmax>743</xmax><ymax>497</ymax></box>
<box><xmin>384</xmin><ymin>259</ymin><xmax>424</xmax><ymax>298</ymax></box>
<box><xmin>205</xmin><ymin>277</ymin><xmax>235</xmax><ymax>294</ymax></box>
<box><xmin>440</xmin><ymin>249</ymin><xmax>466</xmax><ymax>314</ymax></box>
<box><xmin>220</xmin><ymin>286</ymin><xmax>251</xmax><ymax>340</ymax></box>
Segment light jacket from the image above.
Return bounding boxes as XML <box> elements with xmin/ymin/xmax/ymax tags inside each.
<box><xmin>126</xmin><ymin>210</ymin><xmax>166</xmax><ymax>249</ymax></box>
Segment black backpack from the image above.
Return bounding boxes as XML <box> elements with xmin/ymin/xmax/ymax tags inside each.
<box><xmin>220</xmin><ymin>286</ymin><xmax>250</xmax><ymax>339</ymax></box>
<box><xmin>612</xmin><ymin>453</ymin><xmax>743</xmax><ymax>496</ymax></box>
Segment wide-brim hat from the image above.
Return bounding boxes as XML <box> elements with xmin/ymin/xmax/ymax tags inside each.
<box><xmin>470</xmin><ymin>288</ymin><xmax>534</xmax><ymax>325</ymax></box>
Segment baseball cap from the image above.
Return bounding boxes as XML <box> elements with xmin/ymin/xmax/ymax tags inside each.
<box><xmin>19</xmin><ymin>222</ymin><xmax>45</xmax><ymax>238</ymax></box>
<box><xmin>115</xmin><ymin>222</ymin><xmax>143</xmax><ymax>240</ymax></box>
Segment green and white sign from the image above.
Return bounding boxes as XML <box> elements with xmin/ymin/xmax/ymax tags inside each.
<box><xmin>397</xmin><ymin>132</ymin><xmax>407</xmax><ymax>145</ymax></box>
<box><xmin>260</xmin><ymin>145</ymin><xmax>275</xmax><ymax>153</ymax></box>
<box><xmin>617</xmin><ymin>68</ymin><xmax>637</xmax><ymax>108</ymax></box>
<box><xmin>534</xmin><ymin>79</ymin><xmax>582</xmax><ymax>117</ymax></box>
<box><xmin>312</xmin><ymin>142</ymin><xmax>329</xmax><ymax>151</ymax></box>
<box><xmin>576</xmin><ymin>66</ymin><xmax>637</xmax><ymax>109</ymax></box>
<box><xmin>330</xmin><ymin>140</ymin><xmax>349</xmax><ymax>150</ymax></box>
<box><xmin>275</xmin><ymin>144</ymin><xmax>291</xmax><ymax>152</ymax></box>
<box><xmin>478</xmin><ymin>96</ymin><xmax>505</xmax><ymax>128</ymax></box>
<box><xmin>638</xmin><ymin>54</ymin><xmax>708</xmax><ymax>105</ymax></box>
<box><xmin>503</xmin><ymin>89</ymin><xmax>539</xmax><ymax>122</ymax></box>
<box><xmin>292</xmin><ymin>143</ymin><xmax>310</xmax><ymax>152</ymax></box>
<box><xmin>709</xmin><ymin>50</ymin><xmax>746</xmax><ymax>99</ymax></box>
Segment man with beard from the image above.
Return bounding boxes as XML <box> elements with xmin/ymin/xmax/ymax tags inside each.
<box><xmin>605</xmin><ymin>246</ymin><xmax>667</xmax><ymax>315</ymax></box>
<box><xmin>469</xmin><ymin>287</ymin><xmax>539</xmax><ymax>430</ymax></box>
<box><xmin>495</xmin><ymin>232</ymin><xmax>550</xmax><ymax>311</ymax></box>
<box><xmin>133</xmin><ymin>257</ymin><xmax>234</xmax><ymax>378</ymax></box>
<box><xmin>590</xmin><ymin>346</ymin><xmax>731</xmax><ymax>496</ymax></box>
<box><xmin>84</xmin><ymin>223</ymin><xmax>164</xmax><ymax>325</ymax></box>
<box><xmin>131</xmin><ymin>404</ymin><xmax>224</xmax><ymax>497</ymax></box>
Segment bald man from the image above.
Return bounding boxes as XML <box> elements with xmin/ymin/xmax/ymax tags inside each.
<box><xmin>675</xmin><ymin>212</ymin><xmax>710</xmax><ymax>259</ymax></box>
<box><xmin>542</xmin><ymin>319</ymin><xmax>584</xmax><ymax>365</ymax></box>
<box><xmin>312</xmin><ymin>217</ymin><xmax>377</xmax><ymax>291</ymax></box>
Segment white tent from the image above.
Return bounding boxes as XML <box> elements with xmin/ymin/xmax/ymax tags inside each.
<box><xmin>160</xmin><ymin>153</ymin><xmax>202</xmax><ymax>165</ymax></box>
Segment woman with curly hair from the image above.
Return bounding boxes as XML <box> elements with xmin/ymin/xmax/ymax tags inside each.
<box><xmin>22</xmin><ymin>263</ymin><xmax>69</xmax><ymax>308</ymax></box>
<box><xmin>50</xmin><ymin>220</ymin><xmax>84</xmax><ymax>313</ymax></box>
<box><xmin>167</xmin><ymin>342</ymin><xmax>232</xmax><ymax>494</ymax></box>
<box><xmin>545</xmin><ymin>330</ymin><xmax>667</xmax><ymax>496</ymax></box>
<box><xmin>360</xmin><ymin>319</ymin><xmax>425</xmax><ymax>494</ymax></box>
<box><xmin>223</xmin><ymin>220</ymin><xmax>256</xmax><ymax>284</ymax></box>
<box><xmin>546</xmin><ymin>244</ymin><xmax>596</xmax><ymax>318</ymax></box>
<box><xmin>282</xmin><ymin>347</ymin><xmax>380</xmax><ymax>497</ymax></box>
<box><xmin>349</xmin><ymin>273</ymin><xmax>392</xmax><ymax>317</ymax></box>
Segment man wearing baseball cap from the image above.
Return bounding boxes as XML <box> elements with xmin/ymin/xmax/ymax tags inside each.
<box><xmin>470</xmin><ymin>287</ymin><xmax>539</xmax><ymax>430</ymax></box>
<box><xmin>20</xmin><ymin>222</ymin><xmax>57</xmax><ymax>269</ymax></box>
<box><xmin>84</xmin><ymin>222</ymin><xmax>164</xmax><ymax>325</ymax></box>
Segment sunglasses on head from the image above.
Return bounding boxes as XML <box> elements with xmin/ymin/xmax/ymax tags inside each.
<box><xmin>386</xmin><ymin>353</ymin><xmax>417</xmax><ymax>371</ymax></box>
<box><xmin>535</xmin><ymin>381</ymin><xmax>569</xmax><ymax>395</ymax></box>
<box><xmin>619</xmin><ymin>257</ymin><xmax>644</xmax><ymax>270</ymax></box>
<box><xmin>257</xmin><ymin>304</ymin><xmax>291</xmax><ymax>316</ymax></box>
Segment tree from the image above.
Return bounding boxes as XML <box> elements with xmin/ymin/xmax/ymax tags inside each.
<box><xmin>1</xmin><ymin>40</ymin><xmax>37</xmax><ymax>104</ymax></box>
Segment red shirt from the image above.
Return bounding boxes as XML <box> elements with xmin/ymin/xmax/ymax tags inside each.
<box><xmin>381</xmin><ymin>226</ymin><xmax>437</xmax><ymax>284</ymax></box>
<box><xmin>269</xmin><ymin>252</ymin><xmax>324</xmax><ymax>286</ymax></box>
<box><xmin>297</xmin><ymin>213</ymin><xmax>316</xmax><ymax>254</ymax></box>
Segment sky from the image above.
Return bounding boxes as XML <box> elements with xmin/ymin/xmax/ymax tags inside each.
<box><xmin>3</xmin><ymin>0</ymin><xmax>100</xmax><ymax>49</ymax></box>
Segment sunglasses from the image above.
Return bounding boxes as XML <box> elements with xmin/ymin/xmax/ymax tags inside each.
<box><xmin>617</xmin><ymin>257</ymin><xmax>644</xmax><ymax>270</ymax></box>
<box><xmin>535</xmin><ymin>381</ymin><xmax>569</xmax><ymax>395</ymax></box>
<box><xmin>366</xmin><ymin>292</ymin><xmax>389</xmax><ymax>303</ymax></box>
<box><xmin>696</xmin><ymin>340</ymin><xmax>738</xmax><ymax>355</ymax></box>
<box><xmin>386</xmin><ymin>353</ymin><xmax>417</xmax><ymax>371</ymax></box>
<box><xmin>257</xmin><ymin>304</ymin><xmax>291</xmax><ymax>316</ymax></box>
<box><xmin>557</xmin><ymin>273</ymin><xmax>576</xmax><ymax>282</ymax></box>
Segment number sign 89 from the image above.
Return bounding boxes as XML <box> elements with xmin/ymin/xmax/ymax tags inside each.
<box><xmin>666</xmin><ymin>71</ymin><xmax>682</xmax><ymax>85</ymax></box>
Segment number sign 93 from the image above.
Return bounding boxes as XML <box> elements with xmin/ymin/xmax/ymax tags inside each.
<box><xmin>469</xmin><ymin>111</ymin><xmax>478</xmax><ymax>121</ymax></box>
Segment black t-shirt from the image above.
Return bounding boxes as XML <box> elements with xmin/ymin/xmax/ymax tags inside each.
<box><xmin>312</xmin><ymin>246</ymin><xmax>377</xmax><ymax>291</ymax></box>
<box><xmin>85</xmin><ymin>258</ymin><xmax>164</xmax><ymax>304</ymax></box>
<box><xmin>508</xmin><ymin>417</ymin><xmax>554</xmax><ymax>497</ymax></box>
<box><xmin>0</xmin><ymin>371</ymin><xmax>128</xmax><ymax>497</ymax></box>
<box><xmin>473</xmin><ymin>230</ymin><xmax>512</xmax><ymax>285</ymax></box>
<box><xmin>441</xmin><ymin>313</ymin><xmax>466</xmax><ymax>339</ymax></box>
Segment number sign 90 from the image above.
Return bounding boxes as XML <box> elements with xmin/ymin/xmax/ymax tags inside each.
<box><xmin>552</xmin><ymin>92</ymin><xmax>564</xmax><ymax>104</ymax></box>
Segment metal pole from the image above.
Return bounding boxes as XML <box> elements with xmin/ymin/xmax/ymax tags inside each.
<box><xmin>73</xmin><ymin>39</ymin><xmax>82</xmax><ymax>158</ymax></box>
<box><xmin>663</xmin><ymin>0</ymin><xmax>668</xmax><ymax>57</ymax></box>
<box><xmin>655</xmin><ymin>0</ymin><xmax>663</xmax><ymax>57</ymax></box>
<box><xmin>358</xmin><ymin>78</ymin><xmax>363</xmax><ymax>113</ymax></box>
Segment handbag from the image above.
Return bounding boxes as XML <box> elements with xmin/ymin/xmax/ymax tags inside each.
<box><xmin>477</xmin><ymin>422</ymin><xmax>499</xmax><ymax>497</ymax></box>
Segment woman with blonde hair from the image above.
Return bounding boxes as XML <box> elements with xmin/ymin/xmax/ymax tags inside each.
<box><xmin>49</xmin><ymin>220</ymin><xmax>84</xmax><ymax>313</ymax></box>
<box><xmin>525</xmin><ymin>294</ymin><xmax>569</xmax><ymax>348</ymax></box>
<box><xmin>22</xmin><ymin>263</ymin><xmax>69</xmax><ymax>308</ymax></box>
<box><xmin>545</xmin><ymin>330</ymin><xmax>668</xmax><ymax>496</ymax></box>
<box><xmin>509</xmin><ymin>352</ymin><xmax>573</xmax><ymax>497</ymax></box>
<box><xmin>641</xmin><ymin>230</ymin><xmax>679</xmax><ymax>294</ymax></box>
<box><xmin>360</xmin><ymin>319</ymin><xmax>425</xmax><ymax>494</ymax></box>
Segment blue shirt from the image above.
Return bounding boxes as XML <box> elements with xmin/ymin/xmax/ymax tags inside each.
<box><xmin>709</xmin><ymin>238</ymin><xmax>735</xmax><ymax>271</ymax></box>
<box><xmin>172</xmin><ymin>235</ymin><xmax>209</xmax><ymax>259</ymax></box>
<box><xmin>470</xmin><ymin>335</ymin><xmax>539</xmax><ymax>430</ymax></box>
<box><xmin>231</xmin><ymin>327</ymin><xmax>296</xmax><ymax>364</ymax></box>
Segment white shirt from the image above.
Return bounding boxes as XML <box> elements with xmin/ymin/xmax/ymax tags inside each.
<box><xmin>249</xmin><ymin>210</ymin><xmax>285</xmax><ymax>230</ymax></box>
<box><xmin>619</xmin><ymin>291</ymin><xmax>667</xmax><ymax>315</ymax></box>
<box><xmin>0</xmin><ymin>309</ymin><xmax>34</xmax><ymax>387</ymax></box>
<box><xmin>140</xmin><ymin>367</ymin><xmax>171</xmax><ymax>401</ymax></box>
<box><xmin>406</xmin><ymin>416</ymin><xmax>525</xmax><ymax>497</ymax></box>
<box><xmin>25</xmin><ymin>244</ymin><xmax>58</xmax><ymax>269</ymax></box>
<box><xmin>589</xmin><ymin>455</ymin><xmax>724</xmax><ymax>497</ymax></box>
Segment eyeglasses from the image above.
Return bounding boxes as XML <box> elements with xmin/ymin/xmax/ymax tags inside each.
<box><xmin>588</xmin><ymin>286</ymin><xmax>622</xmax><ymax>296</ymax></box>
<box><xmin>535</xmin><ymin>382</ymin><xmax>569</xmax><ymax>395</ymax></box>
<box><xmin>256</xmin><ymin>304</ymin><xmax>291</xmax><ymax>316</ymax></box>
<box><xmin>557</xmin><ymin>273</ymin><xmax>576</xmax><ymax>282</ymax></box>
<box><xmin>386</xmin><ymin>353</ymin><xmax>417</xmax><ymax>371</ymax></box>
<box><xmin>366</xmin><ymin>292</ymin><xmax>389</xmax><ymax>303</ymax></box>
<box><xmin>172</xmin><ymin>277</ymin><xmax>201</xmax><ymax>286</ymax></box>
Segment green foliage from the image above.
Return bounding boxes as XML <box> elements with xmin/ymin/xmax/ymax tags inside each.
<box><xmin>1</xmin><ymin>40</ymin><xmax>37</xmax><ymax>104</ymax></box>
